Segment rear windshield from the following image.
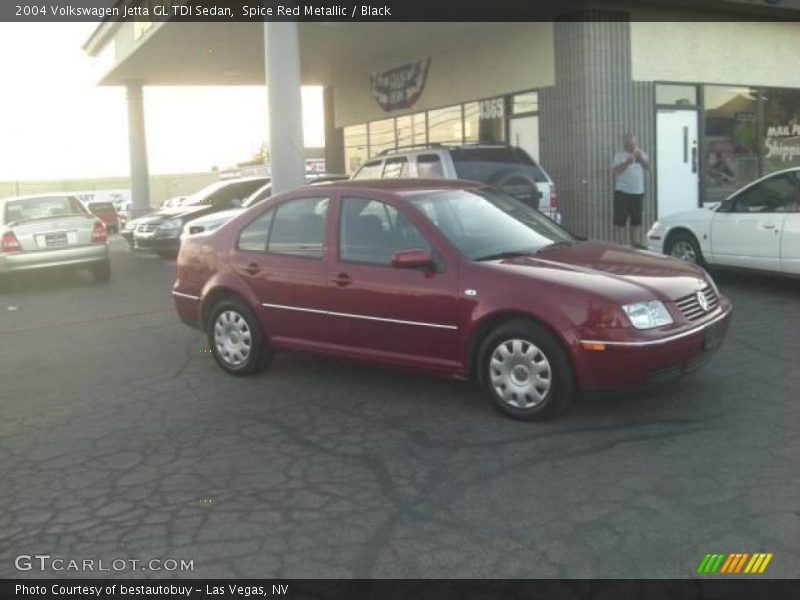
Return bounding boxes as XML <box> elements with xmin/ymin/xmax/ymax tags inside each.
<box><xmin>87</xmin><ymin>202</ymin><xmax>115</xmax><ymax>212</ymax></box>
<box><xmin>4</xmin><ymin>196</ymin><xmax>87</xmax><ymax>224</ymax></box>
<box><xmin>451</xmin><ymin>147</ymin><xmax>548</xmax><ymax>183</ymax></box>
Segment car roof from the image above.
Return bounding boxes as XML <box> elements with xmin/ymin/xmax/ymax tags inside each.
<box><xmin>305</xmin><ymin>178</ymin><xmax>484</xmax><ymax>194</ymax></box>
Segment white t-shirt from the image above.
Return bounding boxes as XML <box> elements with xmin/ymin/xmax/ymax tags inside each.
<box><xmin>612</xmin><ymin>149</ymin><xmax>648</xmax><ymax>195</ymax></box>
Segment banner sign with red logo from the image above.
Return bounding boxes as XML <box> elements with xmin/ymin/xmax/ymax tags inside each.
<box><xmin>370</xmin><ymin>57</ymin><xmax>431</xmax><ymax>112</ymax></box>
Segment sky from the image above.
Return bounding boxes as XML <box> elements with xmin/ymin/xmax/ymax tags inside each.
<box><xmin>0</xmin><ymin>23</ymin><xmax>324</xmax><ymax>181</ymax></box>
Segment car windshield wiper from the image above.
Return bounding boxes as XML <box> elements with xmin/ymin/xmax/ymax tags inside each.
<box><xmin>535</xmin><ymin>240</ymin><xmax>581</xmax><ymax>254</ymax></box>
<box><xmin>474</xmin><ymin>249</ymin><xmax>538</xmax><ymax>262</ymax></box>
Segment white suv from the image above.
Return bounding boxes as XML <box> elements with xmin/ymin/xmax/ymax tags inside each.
<box><xmin>352</xmin><ymin>143</ymin><xmax>559</xmax><ymax>221</ymax></box>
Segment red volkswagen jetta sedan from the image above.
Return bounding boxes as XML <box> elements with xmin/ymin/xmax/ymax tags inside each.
<box><xmin>173</xmin><ymin>179</ymin><xmax>732</xmax><ymax>421</ymax></box>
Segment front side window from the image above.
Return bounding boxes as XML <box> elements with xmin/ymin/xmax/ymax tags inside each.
<box><xmin>353</xmin><ymin>160</ymin><xmax>383</xmax><ymax>180</ymax></box>
<box><xmin>408</xmin><ymin>188</ymin><xmax>574</xmax><ymax>261</ymax></box>
<box><xmin>237</xmin><ymin>209</ymin><xmax>274</xmax><ymax>252</ymax></box>
<box><xmin>730</xmin><ymin>174</ymin><xmax>799</xmax><ymax>213</ymax></box>
<box><xmin>382</xmin><ymin>157</ymin><xmax>409</xmax><ymax>179</ymax></box>
<box><xmin>339</xmin><ymin>197</ymin><xmax>430</xmax><ymax>265</ymax></box>
<box><xmin>267</xmin><ymin>197</ymin><xmax>329</xmax><ymax>258</ymax></box>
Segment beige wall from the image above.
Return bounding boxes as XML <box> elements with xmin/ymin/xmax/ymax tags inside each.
<box><xmin>333</xmin><ymin>22</ymin><xmax>554</xmax><ymax>128</ymax></box>
<box><xmin>0</xmin><ymin>172</ymin><xmax>218</xmax><ymax>207</ymax></box>
<box><xmin>631</xmin><ymin>21</ymin><xmax>800</xmax><ymax>87</ymax></box>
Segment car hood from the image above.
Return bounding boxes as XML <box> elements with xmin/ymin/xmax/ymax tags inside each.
<box><xmin>138</xmin><ymin>205</ymin><xmax>210</xmax><ymax>224</ymax></box>
<box><xmin>186</xmin><ymin>207</ymin><xmax>244</xmax><ymax>227</ymax></box>
<box><xmin>658</xmin><ymin>207</ymin><xmax>716</xmax><ymax>224</ymax></box>
<box><xmin>489</xmin><ymin>241</ymin><xmax>709</xmax><ymax>302</ymax></box>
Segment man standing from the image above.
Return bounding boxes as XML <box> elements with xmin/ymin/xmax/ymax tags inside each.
<box><xmin>611</xmin><ymin>133</ymin><xmax>650</xmax><ymax>247</ymax></box>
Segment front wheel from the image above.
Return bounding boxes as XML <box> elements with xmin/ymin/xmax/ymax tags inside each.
<box><xmin>478</xmin><ymin>320</ymin><xmax>574</xmax><ymax>421</ymax></box>
<box><xmin>207</xmin><ymin>298</ymin><xmax>271</xmax><ymax>376</ymax></box>
<box><xmin>665</xmin><ymin>231</ymin><xmax>704</xmax><ymax>266</ymax></box>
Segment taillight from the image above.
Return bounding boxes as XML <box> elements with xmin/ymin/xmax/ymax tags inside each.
<box><xmin>91</xmin><ymin>220</ymin><xmax>107</xmax><ymax>243</ymax></box>
<box><xmin>549</xmin><ymin>185</ymin><xmax>558</xmax><ymax>210</ymax></box>
<box><xmin>1</xmin><ymin>231</ymin><xmax>21</xmax><ymax>252</ymax></box>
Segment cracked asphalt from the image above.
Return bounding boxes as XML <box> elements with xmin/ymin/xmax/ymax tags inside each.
<box><xmin>1</xmin><ymin>238</ymin><xmax>798</xmax><ymax>579</ymax></box>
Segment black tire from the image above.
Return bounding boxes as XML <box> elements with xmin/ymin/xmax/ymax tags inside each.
<box><xmin>665</xmin><ymin>231</ymin><xmax>705</xmax><ymax>267</ymax></box>
<box><xmin>89</xmin><ymin>260</ymin><xmax>111</xmax><ymax>283</ymax></box>
<box><xmin>489</xmin><ymin>169</ymin><xmax>541</xmax><ymax>210</ymax></box>
<box><xmin>477</xmin><ymin>319</ymin><xmax>574</xmax><ymax>421</ymax></box>
<box><xmin>206</xmin><ymin>296</ymin><xmax>271</xmax><ymax>376</ymax></box>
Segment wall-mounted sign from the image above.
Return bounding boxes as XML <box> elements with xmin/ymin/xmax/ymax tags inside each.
<box><xmin>370</xmin><ymin>58</ymin><xmax>431</xmax><ymax>112</ymax></box>
<box><xmin>765</xmin><ymin>122</ymin><xmax>800</xmax><ymax>163</ymax></box>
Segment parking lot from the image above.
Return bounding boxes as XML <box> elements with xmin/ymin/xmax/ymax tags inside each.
<box><xmin>1</xmin><ymin>237</ymin><xmax>798</xmax><ymax>579</ymax></box>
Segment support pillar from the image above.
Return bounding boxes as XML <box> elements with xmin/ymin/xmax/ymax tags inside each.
<box><xmin>323</xmin><ymin>86</ymin><xmax>345</xmax><ymax>174</ymax></box>
<box><xmin>265</xmin><ymin>22</ymin><xmax>306</xmax><ymax>193</ymax></box>
<box><xmin>126</xmin><ymin>83</ymin><xmax>151</xmax><ymax>217</ymax></box>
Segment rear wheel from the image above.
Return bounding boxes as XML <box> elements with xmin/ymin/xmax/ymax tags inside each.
<box><xmin>207</xmin><ymin>297</ymin><xmax>271</xmax><ymax>376</ymax></box>
<box><xmin>478</xmin><ymin>319</ymin><xmax>574</xmax><ymax>421</ymax></box>
<box><xmin>89</xmin><ymin>260</ymin><xmax>111</xmax><ymax>283</ymax></box>
<box><xmin>665</xmin><ymin>231</ymin><xmax>704</xmax><ymax>266</ymax></box>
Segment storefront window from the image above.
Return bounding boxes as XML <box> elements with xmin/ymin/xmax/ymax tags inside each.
<box><xmin>762</xmin><ymin>88</ymin><xmax>800</xmax><ymax>175</ymax></box>
<box><xmin>463</xmin><ymin>102</ymin><xmax>480</xmax><ymax>142</ymax></box>
<box><xmin>343</xmin><ymin>124</ymin><xmax>368</xmax><ymax>175</ymax></box>
<box><xmin>427</xmin><ymin>105</ymin><xmax>463</xmax><ymax>144</ymax></box>
<box><xmin>703</xmin><ymin>86</ymin><xmax>760</xmax><ymax>204</ymax></box>
<box><xmin>412</xmin><ymin>112</ymin><xmax>427</xmax><ymax>145</ymax></box>
<box><xmin>395</xmin><ymin>115</ymin><xmax>413</xmax><ymax>149</ymax></box>
<box><xmin>656</xmin><ymin>84</ymin><xmax>697</xmax><ymax>106</ymax></box>
<box><xmin>511</xmin><ymin>91</ymin><xmax>538</xmax><ymax>114</ymax></box>
<box><xmin>368</xmin><ymin>118</ymin><xmax>396</xmax><ymax>157</ymax></box>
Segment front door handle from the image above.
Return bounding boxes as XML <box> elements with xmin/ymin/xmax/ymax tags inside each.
<box><xmin>762</xmin><ymin>223</ymin><xmax>777</xmax><ymax>230</ymax></box>
<box><xmin>242</xmin><ymin>262</ymin><xmax>261</xmax><ymax>276</ymax></box>
<box><xmin>331</xmin><ymin>273</ymin><xmax>351</xmax><ymax>287</ymax></box>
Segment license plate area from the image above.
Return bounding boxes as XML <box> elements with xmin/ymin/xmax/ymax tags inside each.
<box><xmin>36</xmin><ymin>231</ymin><xmax>77</xmax><ymax>248</ymax></box>
<box><xmin>703</xmin><ymin>321</ymin><xmax>721</xmax><ymax>352</ymax></box>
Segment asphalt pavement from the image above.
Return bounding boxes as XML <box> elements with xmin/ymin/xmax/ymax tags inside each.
<box><xmin>1</xmin><ymin>238</ymin><xmax>798</xmax><ymax>578</ymax></box>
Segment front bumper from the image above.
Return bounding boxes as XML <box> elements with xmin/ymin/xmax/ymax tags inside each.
<box><xmin>0</xmin><ymin>244</ymin><xmax>109</xmax><ymax>274</ymax></box>
<box><xmin>574</xmin><ymin>300</ymin><xmax>732</xmax><ymax>390</ymax></box>
<box><xmin>134</xmin><ymin>232</ymin><xmax>181</xmax><ymax>251</ymax></box>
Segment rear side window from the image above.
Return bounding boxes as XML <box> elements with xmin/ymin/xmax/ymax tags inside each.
<box><xmin>206</xmin><ymin>180</ymin><xmax>267</xmax><ymax>207</ymax></box>
<box><xmin>238</xmin><ymin>209</ymin><xmax>274</xmax><ymax>252</ymax></box>
<box><xmin>451</xmin><ymin>147</ymin><xmax>547</xmax><ymax>183</ymax></box>
<box><xmin>353</xmin><ymin>160</ymin><xmax>383</xmax><ymax>180</ymax></box>
<box><xmin>416</xmin><ymin>154</ymin><xmax>444</xmax><ymax>178</ymax></box>
<box><xmin>382</xmin><ymin>157</ymin><xmax>409</xmax><ymax>178</ymax></box>
<box><xmin>267</xmin><ymin>197</ymin><xmax>330</xmax><ymax>258</ymax></box>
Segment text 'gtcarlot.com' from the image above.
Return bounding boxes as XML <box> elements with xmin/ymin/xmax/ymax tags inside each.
<box><xmin>14</xmin><ymin>554</ymin><xmax>194</xmax><ymax>572</ymax></box>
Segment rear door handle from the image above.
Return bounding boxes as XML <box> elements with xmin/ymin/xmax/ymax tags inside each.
<box><xmin>331</xmin><ymin>273</ymin><xmax>351</xmax><ymax>287</ymax></box>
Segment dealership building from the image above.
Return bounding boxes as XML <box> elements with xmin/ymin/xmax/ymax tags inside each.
<box><xmin>84</xmin><ymin>1</ymin><xmax>800</xmax><ymax>239</ymax></box>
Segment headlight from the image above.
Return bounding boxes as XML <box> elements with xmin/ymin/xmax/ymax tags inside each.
<box><xmin>622</xmin><ymin>300</ymin><xmax>673</xmax><ymax>330</ymax></box>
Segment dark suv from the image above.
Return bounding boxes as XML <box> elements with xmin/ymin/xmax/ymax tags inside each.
<box><xmin>352</xmin><ymin>143</ymin><xmax>559</xmax><ymax>221</ymax></box>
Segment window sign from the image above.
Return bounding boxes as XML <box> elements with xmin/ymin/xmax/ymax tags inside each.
<box><xmin>478</xmin><ymin>97</ymin><xmax>505</xmax><ymax>142</ymax></box>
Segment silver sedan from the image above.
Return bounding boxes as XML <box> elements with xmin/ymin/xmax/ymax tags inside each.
<box><xmin>0</xmin><ymin>194</ymin><xmax>110</xmax><ymax>282</ymax></box>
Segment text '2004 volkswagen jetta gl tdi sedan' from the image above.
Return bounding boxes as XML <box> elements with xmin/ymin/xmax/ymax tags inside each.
<box><xmin>172</xmin><ymin>179</ymin><xmax>732</xmax><ymax>421</ymax></box>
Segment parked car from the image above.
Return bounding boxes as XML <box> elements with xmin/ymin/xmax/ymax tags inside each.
<box><xmin>351</xmin><ymin>143</ymin><xmax>559</xmax><ymax>221</ymax></box>
<box><xmin>130</xmin><ymin>177</ymin><xmax>268</xmax><ymax>257</ymax></box>
<box><xmin>0</xmin><ymin>193</ymin><xmax>110</xmax><ymax>284</ymax></box>
<box><xmin>173</xmin><ymin>179</ymin><xmax>731</xmax><ymax>421</ymax></box>
<box><xmin>181</xmin><ymin>174</ymin><xmax>348</xmax><ymax>239</ymax></box>
<box><xmin>648</xmin><ymin>167</ymin><xmax>800</xmax><ymax>275</ymax></box>
<box><xmin>83</xmin><ymin>200</ymin><xmax>120</xmax><ymax>235</ymax></box>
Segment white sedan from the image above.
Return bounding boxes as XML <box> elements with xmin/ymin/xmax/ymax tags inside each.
<box><xmin>648</xmin><ymin>167</ymin><xmax>800</xmax><ymax>275</ymax></box>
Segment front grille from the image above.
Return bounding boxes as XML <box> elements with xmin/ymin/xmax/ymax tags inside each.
<box><xmin>137</xmin><ymin>223</ymin><xmax>157</xmax><ymax>232</ymax></box>
<box><xmin>675</xmin><ymin>286</ymin><xmax>719</xmax><ymax>321</ymax></box>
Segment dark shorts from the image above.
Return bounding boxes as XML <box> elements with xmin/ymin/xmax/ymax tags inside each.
<box><xmin>613</xmin><ymin>190</ymin><xmax>644</xmax><ymax>227</ymax></box>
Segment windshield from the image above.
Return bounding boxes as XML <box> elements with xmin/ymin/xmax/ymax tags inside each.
<box><xmin>407</xmin><ymin>188</ymin><xmax>574</xmax><ymax>260</ymax></box>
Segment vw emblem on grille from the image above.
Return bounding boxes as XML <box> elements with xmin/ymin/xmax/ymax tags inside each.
<box><xmin>697</xmin><ymin>291</ymin><xmax>709</xmax><ymax>312</ymax></box>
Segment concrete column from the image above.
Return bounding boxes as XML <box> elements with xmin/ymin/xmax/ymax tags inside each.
<box><xmin>323</xmin><ymin>86</ymin><xmax>345</xmax><ymax>174</ymax></box>
<box><xmin>265</xmin><ymin>22</ymin><xmax>306</xmax><ymax>193</ymax></box>
<box><xmin>126</xmin><ymin>83</ymin><xmax>151</xmax><ymax>217</ymax></box>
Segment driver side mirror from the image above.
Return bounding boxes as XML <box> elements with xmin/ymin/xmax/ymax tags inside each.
<box><xmin>391</xmin><ymin>248</ymin><xmax>434</xmax><ymax>270</ymax></box>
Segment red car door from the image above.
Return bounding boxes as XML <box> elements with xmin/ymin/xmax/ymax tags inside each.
<box><xmin>327</xmin><ymin>194</ymin><xmax>462</xmax><ymax>370</ymax></box>
<box><xmin>229</xmin><ymin>194</ymin><xmax>332</xmax><ymax>346</ymax></box>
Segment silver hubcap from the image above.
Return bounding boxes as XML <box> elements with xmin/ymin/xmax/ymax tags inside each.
<box><xmin>489</xmin><ymin>339</ymin><xmax>552</xmax><ymax>409</ymax></box>
<box><xmin>213</xmin><ymin>310</ymin><xmax>252</xmax><ymax>367</ymax></box>
<box><xmin>670</xmin><ymin>240</ymin><xmax>697</xmax><ymax>263</ymax></box>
